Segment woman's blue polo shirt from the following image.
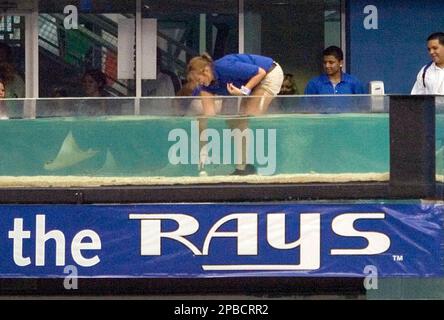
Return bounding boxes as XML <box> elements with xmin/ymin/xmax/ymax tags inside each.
<box><xmin>194</xmin><ymin>54</ymin><xmax>274</xmax><ymax>96</ymax></box>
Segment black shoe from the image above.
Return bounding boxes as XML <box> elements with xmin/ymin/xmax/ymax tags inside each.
<box><xmin>231</xmin><ymin>164</ymin><xmax>257</xmax><ymax>176</ymax></box>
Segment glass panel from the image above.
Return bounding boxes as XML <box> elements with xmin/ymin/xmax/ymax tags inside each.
<box><xmin>38</xmin><ymin>1</ymin><xmax>137</xmax><ymax>98</ymax></box>
<box><xmin>35</xmin><ymin>97</ymin><xmax>135</xmax><ymax>117</ymax></box>
<box><xmin>142</xmin><ymin>0</ymin><xmax>239</xmax><ymax>97</ymax></box>
<box><xmin>244</xmin><ymin>0</ymin><xmax>341</xmax><ymax>95</ymax></box>
<box><xmin>0</xmin><ymin>95</ymin><xmax>390</xmax><ymax>187</ymax></box>
<box><xmin>366</xmin><ymin>96</ymin><xmax>443</xmax><ymax>300</ymax></box>
<box><xmin>0</xmin><ymin>15</ymin><xmax>26</xmax><ymax>98</ymax></box>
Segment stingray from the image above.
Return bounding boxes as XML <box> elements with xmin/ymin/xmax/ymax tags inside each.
<box><xmin>95</xmin><ymin>149</ymin><xmax>119</xmax><ymax>175</ymax></box>
<box><xmin>44</xmin><ymin>131</ymin><xmax>98</xmax><ymax>171</ymax></box>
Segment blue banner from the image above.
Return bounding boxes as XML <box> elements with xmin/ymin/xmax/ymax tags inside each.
<box><xmin>0</xmin><ymin>203</ymin><xmax>442</xmax><ymax>278</ymax></box>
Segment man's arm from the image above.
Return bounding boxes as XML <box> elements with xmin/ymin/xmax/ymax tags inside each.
<box><xmin>411</xmin><ymin>67</ymin><xmax>426</xmax><ymax>94</ymax></box>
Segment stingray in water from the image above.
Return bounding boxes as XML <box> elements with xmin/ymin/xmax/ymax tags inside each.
<box><xmin>95</xmin><ymin>149</ymin><xmax>119</xmax><ymax>175</ymax></box>
<box><xmin>44</xmin><ymin>131</ymin><xmax>98</xmax><ymax>171</ymax></box>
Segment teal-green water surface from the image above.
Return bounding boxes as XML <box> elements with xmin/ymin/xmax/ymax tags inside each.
<box><xmin>0</xmin><ymin>113</ymin><xmax>398</xmax><ymax>177</ymax></box>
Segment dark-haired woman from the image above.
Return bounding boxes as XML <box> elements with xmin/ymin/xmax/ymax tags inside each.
<box><xmin>77</xmin><ymin>69</ymin><xmax>116</xmax><ymax>116</ymax></box>
<box><xmin>0</xmin><ymin>77</ymin><xmax>8</xmax><ymax>119</ymax></box>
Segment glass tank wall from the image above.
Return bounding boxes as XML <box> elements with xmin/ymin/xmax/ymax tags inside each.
<box><xmin>0</xmin><ymin>95</ymin><xmax>390</xmax><ymax>187</ymax></box>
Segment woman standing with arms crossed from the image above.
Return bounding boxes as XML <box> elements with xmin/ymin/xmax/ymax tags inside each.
<box><xmin>187</xmin><ymin>53</ymin><xmax>283</xmax><ymax>175</ymax></box>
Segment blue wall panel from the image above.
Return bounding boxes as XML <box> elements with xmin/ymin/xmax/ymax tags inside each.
<box><xmin>348</xmin><ymin>0</ymin><xmax>442</xmax><ymax>94</ymax></box>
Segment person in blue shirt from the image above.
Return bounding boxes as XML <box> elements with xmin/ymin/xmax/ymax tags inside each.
<box><xmin>188</xmin><ymin>53</ymin><xmax>284</xmax><ymax>115</ymax></box>
<box><xmin>187</xmin><ymin>53</ymin><xmax>284</xmax><ymax>175</ymax></box>
<box><xmin>304</xmin><ymin>46</ymin><xmax>364</xmax><ymax>95</ymax></box>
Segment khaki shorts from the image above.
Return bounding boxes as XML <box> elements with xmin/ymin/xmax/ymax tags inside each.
<box><xmin>255</xmin><ymin>62</ymin><xmax>284</xmax><ymax>96</ymax></box>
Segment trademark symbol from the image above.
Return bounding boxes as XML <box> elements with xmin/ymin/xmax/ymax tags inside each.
<box><xmin>392</xmin><ymin>255</ymin><xmax>404</xmax><ymax>262</ymax></box>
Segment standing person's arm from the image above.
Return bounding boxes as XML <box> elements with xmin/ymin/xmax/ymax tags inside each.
<box><xmin>245</xmin><ymin>67</ymin><xmax>267</xmax><ymax>90</ymax></box>
<box><xmin>411</xmin><ymin>67</ymin><xmax>426</xmax><ymax>94</ymax></box>
<box><xmin>229</xmin><ymin>67</ymin><xmax>267</xmax><ymax>95</ymax></box>
<box><xmin>200</xmin><ymin>90</ymin><xmax>217</xmax><ymax>115</ymax></box>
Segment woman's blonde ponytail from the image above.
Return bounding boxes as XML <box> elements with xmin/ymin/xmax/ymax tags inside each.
<box><xmin>187</xmin><ymin>52</ymin><xmax>213</xmax><ymax>74</ymax></box>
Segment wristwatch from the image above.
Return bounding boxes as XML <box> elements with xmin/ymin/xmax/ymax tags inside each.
<box><xmin>240</xmin><ymin>86</ymin><xmax>251</xmax><ymax>96</ymax></box>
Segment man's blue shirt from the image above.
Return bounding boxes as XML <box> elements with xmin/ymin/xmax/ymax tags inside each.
<box><xmin>194</xmin><ymin>54</ymin><xmax>274</xmax><ymax>96</ymax></box>
<box><xmin>304</xmin><ymin>73</ymin><xmax>365</xmax><ymax>95</ymax></box>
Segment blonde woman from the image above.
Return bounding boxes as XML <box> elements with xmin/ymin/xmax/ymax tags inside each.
<box><xmin>187</xmin><ymin>53</ymin><xmax>283</xmax><ymax>175</ymax></box>
<box><xmin>187</xmin><ymin>53</ymin><xmax>283</xmax><ymax>115</ymax></box>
